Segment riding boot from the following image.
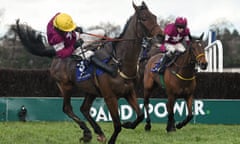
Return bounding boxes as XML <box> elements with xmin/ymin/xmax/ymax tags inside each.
<box><xmin>157</xmin><ymin>54</ymin><xmax>171</xmax><ymax>74</ymax></box>
<box><xmin>91</xmin><ymin>56</ymin><xmax>117</xmax><ymax>77</ymax></box>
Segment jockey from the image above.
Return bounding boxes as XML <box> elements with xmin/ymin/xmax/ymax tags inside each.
<box><xmin>158</xmin><ymin>17</ymin><xmax>191</xmax><ymax>73</ymax></box>
<box><xmin>47</xmin><ymin>12</ymin><xmax>116</xmax><ymax>77</ymax></box>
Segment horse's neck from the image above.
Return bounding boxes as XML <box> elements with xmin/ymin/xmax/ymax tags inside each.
<box><xmin>173</xmin><ymin>51</ymin><xmax>195</xmax><ymax>75</ymax></box>
<box><xmin>116</xmin><ymin>18</ymin><xmax>142</xmax><ymax>76</ymax></box>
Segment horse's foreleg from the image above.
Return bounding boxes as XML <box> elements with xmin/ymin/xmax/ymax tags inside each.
<box><xmin>58</xmin><ymin>83</ymin><xmax>92</xmax><ymax>142</ymax></box>
<box><xmin>105</xmin><ymin>96</ymin><xmax>122</xmax><ymax>144</ymax></box>
<box><xmin>62</xmin><ymin>96</ymin><xmax>92</xmax><ymax>142</ymax></box>
<box><xmin>176</xmin><ymin>96</ymin><xmax>193</xmax><ymax>129</ymax></box>
<box><xmin>122</xmin><ymin>90</ymin><xmax>144</xmax><ymax>129</ymax></box>
<box><xmin>80</xmin><ymin>95</ymin><xmax>106</xmax><ymax>143</ymax></box>
<box><xmin>143</xmin><ymin>88</ymin><xmax>152</xmax><ymax>131</ymax></box>
<box><xmin>166</xmin><ymin>95</ymin><xmax>176</xmax><ymax>132</ymax></box>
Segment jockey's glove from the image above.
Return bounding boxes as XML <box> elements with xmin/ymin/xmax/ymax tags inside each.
<box><xmin>74</xmin><ymin>39</ymin><xmax>84</xmax><ymax>49</ymax></box>
<box><xmin>75</xmin><ymin>26</ymin><xmax>83</xmax><ymax>34</ymax></box>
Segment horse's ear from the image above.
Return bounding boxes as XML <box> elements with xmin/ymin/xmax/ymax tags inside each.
<box><xmin>142</xmin><ymin>1</ymin><xmax>148</xmax><ymax>9</ymax></box>
<box><xmin>132</xmin><ymin>1</ymin><xmax>138</xmax><ymax>10</ymax></box>
<box><xmin>200</xmin><ymin>32</ymin><xmax>204</xmax><ymax>40</ymax></box>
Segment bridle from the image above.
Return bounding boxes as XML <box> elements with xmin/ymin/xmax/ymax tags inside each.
<box><xmin>117</xmin><ymin>6</ymin><xmax>160</xmax><ymax>80</ymax></box>
<box><xmin>171</xmin><ymin>40</ymin><xmax>205</xmax><ymax>81</ymax></box>
<box><xmin>135</xmin><ymin>8</ymin><xmax>160</xmax><ymax>39</ymax></box>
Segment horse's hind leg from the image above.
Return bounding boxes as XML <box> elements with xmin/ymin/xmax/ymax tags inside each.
<box><xmin>80</xmin><ymin>95</ymin><xmax>107</xmax><ymax>143</ymax></box>
<box><xmin>166</xmin><ymin>95</ymin><xmax>176</xmax><ymax>132</ymax></box>
<box><xmin>57</xmin><ymin>83</ymin><xmax>92</xmax><ymax>142</ymax></box>
<box><xmin>143</xmin><ymin>87</ymin><xmax>153</xmax><ymax>131</ymax></box>
<box><xmin>176</xmin><ymin>96</ymin><xmax>193</xmax><ymax>129</ymax></box>
<box><xmin>143</xmin><ymin>70</ymin><xmax>154</xmax><ymax>131</ymax></box>
<box><xmin>122</xmin><ymin>89</ymin><xmax>144</xmax><ymax>129</ymax></box>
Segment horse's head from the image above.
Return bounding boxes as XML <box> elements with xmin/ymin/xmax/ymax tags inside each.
<box><xmin>132</xmin><ymin>1</ymin><xmax>163</xmax><ymax>37</ymax></box>
<box><xmin>190</xmin><ymin>33</ymin><xmax>208</xmax><ymax>70</ymax></box>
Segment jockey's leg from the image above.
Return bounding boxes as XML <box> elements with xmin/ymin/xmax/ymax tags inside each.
<box><xmin>91</xmin><ymin>56</ymin><xmax>117</xmax><ymax>77</ymax></box>
<box><xmin>157</xmin><ymin>44</ymin><xmax>175</xmax><ymax>73</ymax></box>
<box><xmin>157</xmin><ymin>53</ymin><xmax>171</xmax><ymax>73</ymax></box>
<box><xmin>175</xmin><ymin>43</ymin><xmax>186</xmax><ymax>53</ymax></box>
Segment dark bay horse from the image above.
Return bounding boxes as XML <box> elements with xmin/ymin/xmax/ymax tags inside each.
<box><xmin>15</xmin><ymin>2</ymin><xmax>163</xmax><ymax>144</ymax></box>
<box><xmin>143</xmin><ymin>34</ymin><xmax>208</xmax><ymax>132</ymax></box>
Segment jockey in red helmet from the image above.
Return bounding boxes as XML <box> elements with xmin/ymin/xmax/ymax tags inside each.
<box><xmin>158</xmin><ymin>17</ymin><xmax>191</xmax><ymax>73</ymax></box>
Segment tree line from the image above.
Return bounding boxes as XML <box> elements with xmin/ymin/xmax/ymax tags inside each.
<box><xmin>0</xmin><ymin>17</ymin><xmax>239</xmax><ymax>69</ymax></box>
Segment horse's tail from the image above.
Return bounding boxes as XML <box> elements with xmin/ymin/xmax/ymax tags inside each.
<box><xmin>14</xmin><ymin>19</ymin><xmax>56</xmax><ymax>58</ymax></box>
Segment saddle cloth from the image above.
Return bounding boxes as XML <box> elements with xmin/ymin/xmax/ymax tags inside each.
<box><xmin>151</xmin><ymin>57</ymin><xmax>165</xmax><ymax>73</ymax></box>
<box><xmin>76</xmin><ymin>58</ymin><xmax>109</xmax><ymax>82</ymax></box>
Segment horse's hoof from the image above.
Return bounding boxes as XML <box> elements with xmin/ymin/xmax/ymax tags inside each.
<box><xmin>79</xmin><ymin>136</ymin><xmax>92</xmax><ymax>143</ymax></box>
<box><xmin>166</xmin><ymin>127</ymin><xmax>176</xmax><ymax>132</ymax></box>
<box><xmin>144</xmin><ymin>124</ymin><xmax>151</xmax><ymax>131</ymax></box>
<box><xmin>122</xmin><ymin>122</ymin><xmax>134</xmax><ymax>129</ymax></box>
<box><xmin>97</xmin><ymin>135</ymin><xmax>107</xmax><ymax>143</ymax></box>
<box><xmin>166</xmin><ymin>129</ymin><xmax>176</xmax><ymax>133</ymax></box>
<box><xmin>176</xmin><ymin>123</ymin><xmax>183</xmax><ymax>129</ymax></box>
<box><xmin>79</xmin><ymin>131</ymin><xmax>92</xmax><ymax>143</ymax></box>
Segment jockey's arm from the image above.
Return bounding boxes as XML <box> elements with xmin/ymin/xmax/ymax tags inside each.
<box><xmin>184</xmin><ymin>35</ymin><xmax>190</xmax><ymax>45</ymax></box>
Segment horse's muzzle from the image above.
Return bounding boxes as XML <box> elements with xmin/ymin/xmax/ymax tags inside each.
<box><xmin>199</xmin><ymin>62</ymin><xmax>208</xmax><ymax>70</ymax></box>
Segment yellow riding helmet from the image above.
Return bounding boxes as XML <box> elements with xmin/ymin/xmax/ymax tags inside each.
<box><xmin>53</xmin><ymin>13</ymin><xmax>77</xmax><ymax>32</ymax></box>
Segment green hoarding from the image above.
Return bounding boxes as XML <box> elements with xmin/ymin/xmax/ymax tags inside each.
<box><xmin>0</xmin><ymin>97</ymin><xmax>239</xmax><ymax>124</ymax></box>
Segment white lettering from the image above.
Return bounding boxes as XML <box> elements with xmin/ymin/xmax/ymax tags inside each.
<box><xmin>90</xmin><ymin>107</ymin><xmax>97</xmax><ymax>117</ymax></box>
<box><xmin>174</xmin><ymin>101</ymin><xmax>186</xmax><ymax>116</ymax></box>
<box><xmin>95</xmin><ymin>107</ymin><xmax>108</xmax><ymax>122</ymax></box>
<box><xmin>142</xmin><ymin>104</ymin><xmax>154</xmax><ymax>118</ymax></box>
<box><xmin>108</xmin><ymin>111</ymin><xmax>112</xmax><ymax>121</ymax></box>
<box><xmin>154</xmin><ymin>103</ymin><xmax>168</xmax><ymax>118</ymax></box>
<box><xmin>90</xmin><ymin>100</ymin><xmax>206</xmax><ymax>122</ymax></box>
<box><xmin>121</xmin><ymin>105</ymin><xmax>133</xmax><ymax>120</ymax></box>
<box><xmin>194</xmin><ymin>100</ymin><xmax>205</xmax><ymax>115</ymax></box>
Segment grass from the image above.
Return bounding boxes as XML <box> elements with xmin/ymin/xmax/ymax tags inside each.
<box><xmin>0</xmin><ymin>121</ymin><xmax>240</xmax><ymax>144</ymax></box>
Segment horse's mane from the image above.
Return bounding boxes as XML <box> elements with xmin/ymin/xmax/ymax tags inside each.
<box><xmin>116</xmin><ymin>4</ymin><xmax>148</xmax><ymax>39</ymax></box>
<box><xmin>111</xmin><ymin>16</ymin><xmax>133</xmax><ymax>49</ymax></box>
<box><xmin>14</xmin><ymin>19</ymin><xmax>55</xmax><ymax>58</ymax></box>
<box><xmin>116</xmin><ymin>16</ymin><xmax>133</xmax><ymax>39</ymax></box>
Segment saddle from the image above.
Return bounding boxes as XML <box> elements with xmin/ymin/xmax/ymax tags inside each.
<box><xmin>151</xmin><ymin>53</ymin><xmax>179</xmax><ymax>73</ymax></box>
<box><xmin>74</xmin><ymin>42</ymin><xmax>116</xmax><ymax>81</ymax></box>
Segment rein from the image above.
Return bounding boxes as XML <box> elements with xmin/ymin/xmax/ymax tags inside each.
<box><xmin>171</xmin><ymin>70</ymin><xmax>196</xmax><ymax>81</ymax></box>
<box><xmin>171</xmin><ymin>48</ymin><xmax>200</xmax><ymax>81</ymax></box>
<box><xmin>83</xmin><ymin>32</ymin><xmax>136</xmax><ymax>42</ymax></box>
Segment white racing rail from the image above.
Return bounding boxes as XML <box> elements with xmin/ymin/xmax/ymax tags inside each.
<box><xmin>203</xmin><ymin>40</ymin><xmax>223</xmax><ymax>72</ymax></box>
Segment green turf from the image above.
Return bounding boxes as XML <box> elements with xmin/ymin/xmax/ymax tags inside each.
<box><xmin>0</xmin><ymin>121</ymin><xmax>240</xmax><ymax>144</ymax></box>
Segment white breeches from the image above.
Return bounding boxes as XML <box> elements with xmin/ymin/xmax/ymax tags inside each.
<box><xmin>73</xmin><ymin>48</ymin><xmax>95</xmax><ymax>61</ymax></box>
<box><xmin>165</xmin><ymin>43</ymin><xmax>186</xmax><ymax>55</ymax></box>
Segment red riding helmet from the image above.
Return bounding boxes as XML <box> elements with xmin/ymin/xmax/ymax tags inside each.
<box><xmin>175</xmin><ymin>17</ymin><xmax>187</xmax><ymax>29</ymax></box>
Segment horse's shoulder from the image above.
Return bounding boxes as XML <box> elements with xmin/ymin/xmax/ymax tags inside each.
<box><xmin>95</xmin><ymin>42</ymin><xmax>113</xmax><ymax>60</ymax></box>
<box><xmin>148</xmin><ymin>53</ymin><xmax>163</xmax><ymax>64</ymax></box>
<box><xmin>152</xmin><ymin>53</ymin><xmax>164</xmax><ymax>59</ymax></box>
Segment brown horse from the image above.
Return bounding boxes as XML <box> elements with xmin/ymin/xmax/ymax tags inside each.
<box><xmin>143</xmin><ymin>34</ymin><xmax>208</xmax><ymax>132</ymax></box>
<box><xmin>15</xmin><ymin>1</ymin><xmax>163</xmax><ymax>144</ymax></box>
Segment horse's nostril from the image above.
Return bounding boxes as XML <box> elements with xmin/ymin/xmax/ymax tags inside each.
<box><xmin>200</xmin><ymin>63</ymin><xmax>208</xmax><ymax>70</ymax></box>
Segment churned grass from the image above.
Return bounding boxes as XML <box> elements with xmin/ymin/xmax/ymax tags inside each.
<box><xmin>0</xmin><ymin>121</ymin><xmax>240</xmax><ymax>144</ymax></box>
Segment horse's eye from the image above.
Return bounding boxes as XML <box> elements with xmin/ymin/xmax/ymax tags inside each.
<box><xmin>140</xmin><ymin>13</ymin><xmax>147</xmax><ymax>21</ymax></box>
<box><xmin>140</xmin><ymin>17</ymin><xmax>147</xmax><ymax>21</ymax></box>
